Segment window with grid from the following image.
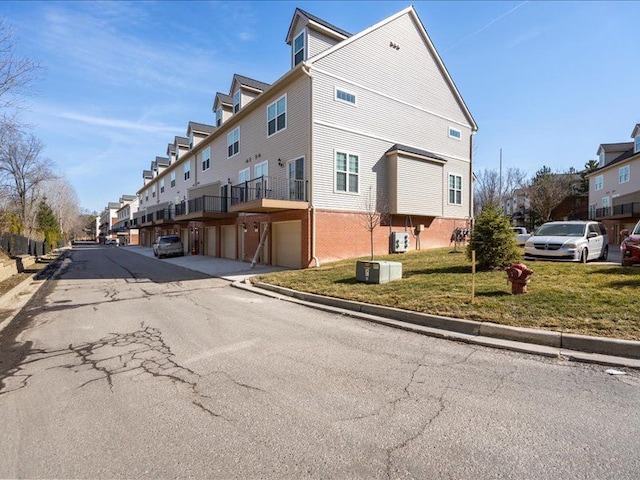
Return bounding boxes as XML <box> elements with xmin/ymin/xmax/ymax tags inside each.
<box><xmin>170</xmin><ymin>172</ymin><xmax>176</xmax><ymax>188</ymax></box>
<box><xmin>160</xmin><ymin>179</ymin><xmax>165</xmax><ymax>193</ymax></box>
<box><xmin>227</xmin><ymin>128</ymin><xmax>239</xmax><ymax>158</ymax></box>
<box><xmin>233</xmin><ymin>91</ymin><xmax>240</xmax><ymax>113</ymax></box>
<box><xmin>335</xmin><ymin>151</ymin><xmax>358</xmax><ymax>193</ymax></box>
<box><xmin>202</xmin><ymin>147</ymin><xmax>211</xmax><ymax>171</ymax></box>
<box><xmin>184</xmin><ymin>162</ymin><xmax>190</xmax><ymax>181</ymax></box>
<box><xmin>449</xmin><ymin>174</ymin><xmax>462</xmax><ymax>205</ymax></box>
<box><xmin>619</xmin><ymin>165</ymin><xmax>630</xmax><ymax>183</ymax></box>
<box><xmin>267</xmin><ymin>95</ymin><xmax>286</xmax><ymax>136</ymax></box>
<box><xmin>293</xmin><ymin>31</ymin><xmax>305</xmax><ymax>66</ymax></box>
<box><xmin>335</xmin><ymin>88</ymin><xmax>356</xmax><ymax>105</ymax></box>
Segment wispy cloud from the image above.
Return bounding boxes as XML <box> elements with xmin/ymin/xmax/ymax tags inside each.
<box><xmin>58</xmin><ymin>111</ymin><xmax>181</xmax><ymax>135</ymax></box>
<box><xmin>444</xmin><ymin>1</ymin><xmax>529</xmax><ymax>53</ymax></box>
<box><xmin>507</xmin><ymin>28</ymin><xmax>541</xmax><ymax>48</ymax></box>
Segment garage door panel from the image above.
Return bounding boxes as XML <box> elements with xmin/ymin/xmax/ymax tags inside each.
<box><xmin>273</xmin><ymin>221</ymin><xmax>301</xmax><ymax>269</ymax></box>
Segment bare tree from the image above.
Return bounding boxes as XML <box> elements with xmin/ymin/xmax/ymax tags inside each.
<box><xmin>474</xmin><ymin>167</ymin><xmax>528</xmax><ymax>214</ymax></box>
<box><xmin>0</xmin><ymin>19</ymin><xmax>42</xmax><ymax>110</ymax></box>
<box><xmin>526</xmin><ymin>166</ymin><xmax>574</xmax><ymax>223</ymax></box>
<box><xmin>43</xmin><ymin>175</ymin><xmax>81</xmax><ymax>240</ymax></box>
<box><xmin>0</xmin><ymin>121</ymin><xmax>54</xmax><ymax>235</ymax></box>
<box><xmin>359</xmin><ymin>186</ymin><xmax>388</xmax><ymax>260</ymax></box>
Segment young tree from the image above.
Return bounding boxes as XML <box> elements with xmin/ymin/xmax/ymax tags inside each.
<box><xmin>36</xmin><ymin>199</ymin><xmax>61</xmax><ymax>252</ymax></box>
<box><xmin>466</xmin><ymin>203</ymin><xmax>520</xmax><ymax>270</ymax></box>
<box><xmin>359</xmin><ymin>186</ymin><xmax>388</xmax><ymax>260</ymax></box>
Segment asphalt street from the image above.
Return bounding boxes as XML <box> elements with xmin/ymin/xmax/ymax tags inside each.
<box><xmin>0</xmin><ymin>244</ymin><xmax>638</xmax><ymax>479</ymax></box>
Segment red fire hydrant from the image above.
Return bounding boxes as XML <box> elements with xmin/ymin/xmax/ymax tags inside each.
<box><xmin>506</xmin><ymin>262</ymin><xmax>534</xmax><ymax>294</ymax></box>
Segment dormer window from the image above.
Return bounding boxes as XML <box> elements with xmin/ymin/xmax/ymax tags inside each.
<box><xmin>215</xmin><ymin>107</ymin><xmax>222</xmax><ymax>127</ymax></box>
<box><xmin>293</xmin><ymin>30</ymin><xmax>305</xmax><ymax>66</ymax></box>
<box><xmin>598</xmin><ymin>151</ymin><xmax>605</xmax><ymax>167</ymax></box>
<box><xmin>635</xmin><ymin>136</ymin><xmax>640</xmax><ymax>154</ymax></box>
<box><xmin>233</xmin><ymin>90</ymin><xmax>241</xmax><ymax>113</ymax></box>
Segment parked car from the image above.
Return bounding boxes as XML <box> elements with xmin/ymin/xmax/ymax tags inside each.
<box><xmin>153</xmin><ymin>235</ymin><xmax>184</xmax><ymax>259</ymax></box>
<box><xmin>620</xmin><ymin>220</ymin><xmax>640</xmax><ymax>266</ymax></box>
<box><xmin>511</xmin><ymin>227</ymin><xmax>531</xmax><ymax>246</ymax></box>
<box><xmin>104</xmin><ymin>238</ymin><xmax>116</xmax><ymax>245</ymax></box>
<box><xmin>524</xmin><ymin>221</ymin><xmax>609</xmax><ymax>263</ymax></box>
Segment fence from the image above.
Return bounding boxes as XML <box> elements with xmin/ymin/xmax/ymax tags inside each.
<box><xmin>0</xmin><ymin>232</ymin><xmax>62</xmax><ymax>256</ymax></box>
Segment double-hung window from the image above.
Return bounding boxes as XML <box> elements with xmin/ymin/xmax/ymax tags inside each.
<box><xmin>184</xmin><ymin>162</ymin><xmax>190</xmax><ymax>181</ymax></box>
<box><xmin>170</xmin><ymin>172</ymin><xmax>176</xmax><ymax>188</ymax></box>
<box><xmin>619</xmin><ymin>165</ymin><xmax>630</xmax><ymax>183</ymax></box>
<box><xmin>160</xmin><ymin>179</ymin><xmax>165</xmax><ymax>193</ymax></box>
<box><xmin>152</xmin><ymin>186</ymin><xmax>156</xmax><ymax>198</ymax></box>
<box><xmin>594</xmin><ymin>175</ymin><xmax>603</xmax><ymax>190</ymax></box>
<box><xmin>233</xmin><ymin>90</ymin><xmax>241</xmax><ymax>113</ymax></box>
<box><xmin>227</xmin><ymin>128</ymin><xmax>240</xmax><ymax>158</ymax></box>
<box><xmin>335</xmin><ymin>151</ymin><xmax>359</xmax><ymax>193</ymax></box>
<box><xmin>293</xmin><ymin>31</ymin><xmax>305</xmax><ymax>66</ymax></box>
<box><xmin>448</xmin><ymin>174</ymin><xmax>463</xmax><ymax>205</ymax></box>
<box><xmin>202</xmin><ymin>147</ymin><xmax>211</xmax><ymax>171</ymax></box>
<box><xmin>635</xmin><ymin>136</ymin><xmax>640</xmax><ymax>154</ymax></box>
<box><xmin>215</xmin><ymin>108</ymin><xmax>222</xmax><ymax>127</ymax></box>
<box><xmin>267</xmin><ymin>95</ymin><xmax>286</xmax><ymax>136</ymax></box>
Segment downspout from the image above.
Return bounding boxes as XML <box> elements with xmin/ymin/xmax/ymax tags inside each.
<box><xmin>302</xmin><ymin>62</ymin><xmax>320</xmax><ymax>267</ymax></box>
<box><xmin>469</xmin><ymin>132</ymin><xmax>475</xmax><ymax>228</ymax></box>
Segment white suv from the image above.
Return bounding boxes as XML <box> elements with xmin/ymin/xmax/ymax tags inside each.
<box><xmin>524</xmin><ymin>221</ymin><xmax>609</xmax><ymax>263</ymax></box>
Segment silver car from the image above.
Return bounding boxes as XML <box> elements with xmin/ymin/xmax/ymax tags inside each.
<box><xmin>153</xmin><ymin>235</ymin><xmax>184</xmax><ymax>259</ymax></box>
<box><xmin>524</xmin><ymin>221</ymin><xmax>609</xmax><ymax>263</ymax></box>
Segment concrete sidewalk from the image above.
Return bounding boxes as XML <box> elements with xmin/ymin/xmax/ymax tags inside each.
<box><xmin>120</xmin><ymin>246</ymin><xmax>287</xmax><ymax>282</ymax></box>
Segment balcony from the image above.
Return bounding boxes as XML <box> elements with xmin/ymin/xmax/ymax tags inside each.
<box><xmin>592</xmin><ymin>202</ymin><xmax>640</xmax><ymax>220</ymax></box>
<box><xmin>154</xmin><ymin>208</ymin><xmax>174</xmax><ymax>224</ymax></box>
<box><xmin>229</xmin><ymin>175</ymin><xmax>308</xmax><ymax>213</ymax></box>
<box><xmin>174</xmin><ymin>195</ymin><xmax>231</xmax><ymax>221</ymax></box>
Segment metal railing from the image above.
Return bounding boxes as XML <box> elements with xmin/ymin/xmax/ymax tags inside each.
<box><xmin>593</xmin><ymin>202</ymin><xmax>640</xmax><ymax>219</ymax></box>
<box><xmin>187</xmin><ymin>195</ymin><xmax>227</xmax><ymax>214</ymax></box>
<box><xmin>230</xmin><ymin>175</ymin><xmax>308</xmax><ymax>206</ymax></box>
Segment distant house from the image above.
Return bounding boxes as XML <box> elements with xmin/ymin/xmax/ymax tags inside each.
<box><xmin>133</xmin><ymin>6</ymin><xmax>477</xmax><ymax>267</ymax></box>
<box><xmin>587</xmin><ymin>124</ymin><xmax>640</xmax><ymax>242</ymax></box>
<box><xmin>112</xmin><ymin>195</ymin><xmax>139</xmax><ymax>246</ymax></box>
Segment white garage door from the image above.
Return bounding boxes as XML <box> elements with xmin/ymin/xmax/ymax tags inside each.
<box><xmin>221</xmin><ymin>225</ymin><xmax>236</xmax><ymax>259</ymax></box>
<box><xmin>272</xmin><ymin>221</ymin><xmax>302</xmax><ymax>268</ymax></box>
<box><xmin>206</xmin><ymin>227</ymin><xmax>217</xmax><ymax>257</ymax></box>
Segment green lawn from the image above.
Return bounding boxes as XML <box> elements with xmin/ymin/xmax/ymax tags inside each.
<box><xmin>256</xmin><ymin>248</ymin><xmax>640</xmax><ymax>340</ymax></box>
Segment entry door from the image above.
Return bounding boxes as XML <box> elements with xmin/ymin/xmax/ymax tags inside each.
<box><xmin>221</xmin><ymin>225</ymin><xmax>236</xmax><ymax>259</ymax></box>
<box><xmin>288</xmin><ymin>157</ymin><xmax>304</xmax><ymax>200</ymax></box>
<box><xmin>254</xmin><ymin>161</ymin><xmax>268</xmax><ymax>198</ymax></box>
<box><xmin>206</xmin><ymin>227</ymin><xmax>217</xmax><ymax>257</ymax></box>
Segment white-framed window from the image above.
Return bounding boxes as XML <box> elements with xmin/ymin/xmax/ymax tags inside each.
<box><xmin>335</xmin><ymin>87</ymin><xmax>356</xmax><ymax>105</ymax></box>
<box><xmin>227</xmin><ymin>127</ymin><xmax>240</xmax><ymax>158</ymax></box>
<box><xmin>175</xmin><ymin>147</ymin><xmax>180</xmax><ymax>161</ymax></box>
<box><xmin>238</xmin><ymin>167</ymin><xmax>250</xmax><ymax>202</ymax></box>
<box><xmin>293</xmin><ymin>30</ymin><xmax>305</xmax><ymax>66</ymax></box>
<box><xmin>589</xmin><ymin>203</ymin><xmax>596</xmax><ymax>219</ymax></box>
<box><xmin>619</xmin><ymin>165</ymin><xmax>630</xmax><ymax>183</ymax></box>
<box><xmin>189</xmin><ymin>133</ymin><xmax>194</xmax><ymax>150</ymax></box>
<box><xmin>448</xmin><ymin>174</ymin><xmax>463</xmax><ymax>205</ymax></box>
<box><xmin>598</xmin><ymin>151</ymin><xmax>605</xmax><ymax>167</ymax></box>
<box><xmin>594</xmin><ymin>175</ymin><xmax>603</xmax><ymax>191</ymax></box>
<box><xmin>635</xmin><ymin>136</ymin><xmax>640</xmax><ymax>154</ymax></box>
<box><xmin>448</xmin><ymin>127</ymin><xmax>461</xmax><ymax>140</ymax></box>
<box><xmin>152</xmin><ymin>185</ymin><xmax>156</xmax><ymax>198</ymax></box>
<box><xmin>160</xmin><ymin>179</ymin><xmax>165</xmax><ymax>193</ymax></box>
<box><xmin>267</xmin><ymin>94</ymin><xmax>287</xmax><ymax>136</ymax></box>
<box><xmin>145</xmin><ymin>192</ymin><xmax>148</xmax><ymax>201</ymax></box>
<box><xmin>184</xmin><ymin>162</ymin><xmax>191</xmax><ymax>181</ymax></box>
<box><xmin>233</xmin><ymin>90</ymin><xmax>241</xmax><ymax>113</ymax></box>
<box><xmin>602</xmin><ymin>196</ymin><xmax>610</xmax><ymax>209</ymax></box>
<box><xmin>238</xmin><ymin>168</ymin><xmax>250</xmax><ymax>183</ymax></box>
<box><xmin>202</xmin><ymin>147</ymin><xmax>211</xmax><ymax>171</ymax></box>
<box><xmin>335</xmin><ymin>150</ymin><xmax>359</xmax><ymax>193</ymax></box>
<box><xmin>215</xmin><ymin>107</ymin><xmax>222</xmax><ymax>127</ymax></box>
<box><xmin>170</xmin><ymin>171</ymin><xmax>176</xmax><ymax>188</ymax></box>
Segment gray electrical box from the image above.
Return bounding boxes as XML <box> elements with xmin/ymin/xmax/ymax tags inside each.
<box><xmin>356</xmin><ymin>261</ymin><xmax>403</xmax><ymax>284</ymax></box>
<box><xmin>390</xmin><ymin>232</ymin><xmax>410</xmax><ymax>253</ymax></box>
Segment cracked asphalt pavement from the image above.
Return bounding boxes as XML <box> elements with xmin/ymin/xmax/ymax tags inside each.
<box><xmin>0</xmin><ymin>244</ymin><xmax>638</xmax><ymax>479</ymax></box>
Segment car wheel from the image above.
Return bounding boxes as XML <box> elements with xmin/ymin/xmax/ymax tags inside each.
<box><xmin>599</xmin><ymin>245</ymin><xmax>608</xmax><ymax>261</ymax></box>
<box><xmin>579</xmin><ymin>248</ymin><xmax>588</xmax><ymax>263</ymax></box>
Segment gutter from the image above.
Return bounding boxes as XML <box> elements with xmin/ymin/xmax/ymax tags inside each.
<box><xmin>302</xmin><ymin>62</ymin><xmax>320</xmax><ymax>267</ymax></box>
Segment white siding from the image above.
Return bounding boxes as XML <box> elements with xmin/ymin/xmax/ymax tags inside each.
<box><xmin>307</xmin><ymin>28</ymin><xmax>340</xmax><ymax>58</ymax></box>
<box><xmin>390</xmin><ymin>155</ymin><xmax>443</xmax><ymax>216</ymax></box>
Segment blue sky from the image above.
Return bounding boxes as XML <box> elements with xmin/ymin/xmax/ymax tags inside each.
<box><xmin>0</xmin><ymin>1</ymin><xmax>638</xmax><ymax>214</ymax></box>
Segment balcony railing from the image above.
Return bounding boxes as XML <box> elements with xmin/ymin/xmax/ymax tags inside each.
<box><xmin>154</xmin><ymin>208</ymin><xmax>173</xmax><ymax>222</ymax></box>
<box><xmin>174</xmin><ymin>196</ymin><xmax>227</xmax><ymax>217</ymax></box>
<box><xmin>230</xmin><ymin>175</ymin><xmax>308</xmax><ymax>206</ymax></box>
<box><xmin>592</xmin><ymin>202</ymin><xmax>640</xmax><ymax>219</ymax></box>
<box><xmin>175</xmin><ymin>202</ymin><xmax>187</xmax><ymax>216</ymax></box>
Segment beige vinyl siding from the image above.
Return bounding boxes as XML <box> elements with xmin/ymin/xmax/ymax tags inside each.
<box><xmin>189</xmin><ymin>181</ymin><xmax>221</xmax><ymax>198</ymax></box>
<box><xmin>198</xmin><ymin>76</ymin><xmax>311</xmax><ymax>190</ymax></box>
<box><xmin>443</xmin><ymin>158</ymin><xmax>471</xmax><ymax>218</ymax></box>
<box><xmin>313</xmin><ymin>12</ymin><xmax>472</xmax><ymax>130</ymax></box>
<box><xmin>307</xmin><ymin>28</ymin><xmax>340</xmax><ymax>58</ymax></box>
<box><xmin>589</xmin><ymin>156</ymin><xmax>640</xmax><ymax>209</ymax></box>
<box><xmin>389</xmin><ymin>155</ymin><xmax>443</xmax><ymax>216</ymax></box>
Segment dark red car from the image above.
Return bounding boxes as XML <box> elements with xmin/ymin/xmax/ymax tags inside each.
<box><xmin>621</xmin><ymin>221</ymin><xmax>640</xmax><ymax>266</ymax></box>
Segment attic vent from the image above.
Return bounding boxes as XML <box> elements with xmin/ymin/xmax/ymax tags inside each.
<box><xmin>389</xmin><ymin>41</ymin><xmax>400</xmax><ymax>50</ymax></box>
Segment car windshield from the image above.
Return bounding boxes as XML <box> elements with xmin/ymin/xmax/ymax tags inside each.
<box><xmin>535</xmin><ymin>223</ymin><xmax>586</xmax><ymax>237</ymax></box>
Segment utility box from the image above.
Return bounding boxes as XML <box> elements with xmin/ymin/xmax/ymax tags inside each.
<box><xmin>356</xmin><ymin>261</ymin><xmax>403</xmax><ymax>284</ymax></box>
<box><xmin>390</xmin><ymin>232</ymin><xmax>410</xmax><ymax>253</ymax></box>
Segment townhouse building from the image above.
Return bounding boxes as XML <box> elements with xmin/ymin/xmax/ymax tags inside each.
<box><xmin>134</xmin><ymin>6</ymin><xmax>477</xmax><ymax>268</ymax></box>
<box><xmin>587</xmin><ymin>123</ymin><xmax>640</xmax><ymax>242</ymax></box>
<box><xmin>98</xmin><ymin>202</ymin><xmax>121</xmax><ymax>243</ymax></box>
<box><xmin>112</xmin><ymin>195</ymin><xmax>139</xmax><ymax>246</ymax></box>
<box><xmin>502</xmin><ymin>188</ymin><xmax>531</xmax><ymax>229</ymax></box>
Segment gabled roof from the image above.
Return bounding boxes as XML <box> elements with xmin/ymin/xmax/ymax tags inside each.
<box><xmin>155</xmin><ymin>156</ymin><xmax>170</xmax><ymax>167</ymax></box>
<box><xmin>166</xmin><ymin>143</ymin><xmax>175</xmax><ymax>156</ymax></box>
<box><xmin>631</xmin><ymin>123</ymin><xmax>640</xmax><ymax>138</ymax></box>
<box><xmin>107</xmin><ymin>202</ymin><xmax>120</xmax><ymax>209</ymax></box>
<box><xmin>187</xmin><ymin>121</ymin><xmax>216</xmax><ymax>136</ymax></box>
<box><xmin>174</xmin><ymin>136</ymin><xmax>189</xmax><ymax>148</ymax></box>
<box><xmin>142</xmin><ymin>170</ymin><xmax>152</xmax><ymax>179</ymax></box>
<box><xmin>286</xmin><ymin>8</ymin><xmax>352</xmax><ymax>44</ymax></box>
<box><xmin>596</xmin><ymin>142</ymin><xmax>633</xmax><ymax>155</ymax></box>
<box><xmin>308</xmin><ymin>6</ymin><xmax>478</xmax><ymax>132</ymax></box>
<box><xmin>120</xmin><ymin>195</ymin><xmax>137</xmax><ymax>202</ymax></box>
<box><xmin>386</xmin><ymin>144</ymin><xmax>447</xmax><ymax>163</ymax></box>
<box><xmin>229</xmin><ymin>74</ymin><xmax>271</xmax><ymax>94</ymax></box>
<box><xmin>595</xmin><ymin>147</ymin><xmax>638</xmax><ymax>172</ymax></box>
<box><xmin>213</xmin><ymin>92</ymin><xmax>233</xmax><ymax>111</ymax></box>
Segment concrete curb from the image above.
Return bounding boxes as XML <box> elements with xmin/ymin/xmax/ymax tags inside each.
<box><xmin>234</xmin><ymin>281</ymin><xmax>640</xmax><ymax>368</ymax></box>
